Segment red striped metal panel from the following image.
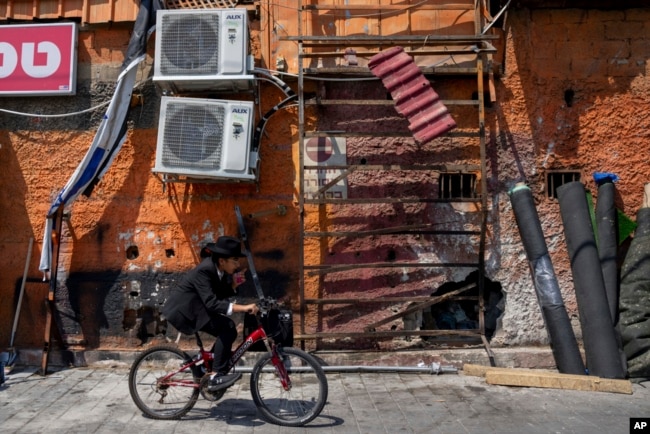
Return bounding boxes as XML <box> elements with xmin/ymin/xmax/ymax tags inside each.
<box><xmin>368</xmin><ymin>46</ymin><xmax>457</xmax><ymax>144</ymax></box>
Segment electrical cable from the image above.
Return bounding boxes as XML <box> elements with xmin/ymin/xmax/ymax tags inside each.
<box><xmin>0</xmin><ymin>76</ymin><xmax>153</xmax><ymax>119</ymax></box>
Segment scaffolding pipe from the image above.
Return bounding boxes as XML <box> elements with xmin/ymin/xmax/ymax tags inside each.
<box><xmin>235</xmin><ymin>363</ymin><xmax>458</xmax><ymax>375</ymax></box>
<box><xmin>319</xmin><ymin>364</ymin><xmax>458</xmax><ymax>375</ymax></box>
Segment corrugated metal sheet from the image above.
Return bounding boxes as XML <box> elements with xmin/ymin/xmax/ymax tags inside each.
<box><xmin>368</xmin><ymin>46</ymin><xmax>457</xmax><ymax>144</ymax></box>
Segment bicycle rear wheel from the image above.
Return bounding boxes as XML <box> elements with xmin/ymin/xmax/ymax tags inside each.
<box><xmin>250</xmin><ymin>346</ymin><xmax>328</xmax><ymax>427</ymax></box>
<box><xmin>128</xmin><ymin>345</ymin><xmax>199</xmax><ymax>420</ymax></box>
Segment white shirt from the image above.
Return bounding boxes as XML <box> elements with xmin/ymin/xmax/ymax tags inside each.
<box><xmin>216</xmin><ymin>266</ymin><xmax>234</xmax><ymax>316</ymax></box>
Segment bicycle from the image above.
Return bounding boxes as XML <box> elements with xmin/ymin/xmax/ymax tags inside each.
<box><xmin>128</xmin><ymin>297</ymin><xmax>328</xmax><ymax>427</ymax></box>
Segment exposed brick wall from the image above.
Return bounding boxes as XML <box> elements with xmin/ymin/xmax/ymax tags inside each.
<box><xmin>491</xmin><ymin>7</ymin><xmax>650</xmax><ymax>346</ymax></box>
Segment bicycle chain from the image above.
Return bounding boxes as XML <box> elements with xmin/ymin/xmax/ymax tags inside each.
<box><xmin>199</xmin><ymin>374</ymin><xmax>226</xmax><ymax>402</ymax></box>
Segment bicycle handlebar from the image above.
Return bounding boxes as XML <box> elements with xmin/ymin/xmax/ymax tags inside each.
<box><xmin>256</xmin><ymin>296</ymin><xmax>281</xmax><ymax>315</ymax></box>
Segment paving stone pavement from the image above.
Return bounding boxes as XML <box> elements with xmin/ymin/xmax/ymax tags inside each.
<box><xmin>1</xmin><ymin>364</ymin><xmax>648</xmax><ymax>434</ymax></box>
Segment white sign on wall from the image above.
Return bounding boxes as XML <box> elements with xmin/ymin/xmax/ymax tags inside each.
<box><xmin>303</xmin><ymin>137</ymin><xmax>348</xmax><ymax>199</ymax></box>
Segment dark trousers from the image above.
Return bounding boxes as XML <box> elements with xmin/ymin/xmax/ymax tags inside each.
<box><xmin>200</xmin><ymin>314</ymin><xmax>237</xmax><ymax>374</ymax></box>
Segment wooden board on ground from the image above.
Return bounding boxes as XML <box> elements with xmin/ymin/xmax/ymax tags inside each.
<box><xmin>462</xmin><ymin>363</ymin><xmax>632</xmax><ymax>395</ymax></box>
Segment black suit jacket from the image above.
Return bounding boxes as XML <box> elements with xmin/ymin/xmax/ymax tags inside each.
<box><xmin>162</xmin><ymin>257</ymin><xmax>236</xmax><ymax>335</ymax></box>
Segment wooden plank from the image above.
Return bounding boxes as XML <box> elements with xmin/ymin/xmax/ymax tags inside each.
<box><xmin>303</xmin><ymin>225</ymin><xmax>482</xmax><ymax>238</ymax></box>
<box><xmin>285</xmin><ymin>35</ymin><xmax>500</xmax><ymax>42</ymax></box>
<box><xmin>300</xmin><ymin>48</ymin><xmax>487</xmax><ymax>57</ymax></box>
<box><xmin>40</xmin><ymin>300</ymin><xmax>53</xmax><ymax>375</ymax></box>
<box><xmin>463</xmin><ymin>363</ymin><xmax>530</xmax><ymax>377</ymax></box>
<box><xmin>306</xmin><ymin>295</ymin><xmax>479</xmax><ymax>304</ymax></box>
<box><xmin>61</xmin><ymin>0</ymin><xmax>83</xmax><ymax>19</ymax></box>
<box><xmin>303</xmin><ymin>66</ymin><xmax>483</xmax><ymax>76</ymax></box>
<box><xmin>304</xmin><ymin>130</ymin><xmax>482</xmax><ymax>138</ymax></box>
<box><xmin>304</xmin><ymin>99</ymin><xmax>480</xmax><ymax>107</ymax></box>
<box><xmin>306</xmin><ymin>296</ymin><xmax>441</xmax><ymax>304</ymax></box>
<box><xmin>364</xmin><ymin>284</ymin><xmax>476</xmax><ymax>331</ymax></box>
<box><xmin>302</xmin><ymin>163</ymin><xmax>479</xmax><ymax>171</ymax></box>
<box><xmin>305</xmin><ymin>261</ymin><xmax>480</xmax><ymax>275</ymax></box>
<box><xmin>41</xmin><ymin>208</ymin><xmax>64</xmax><ymax>376</ymax></box>
<box><xmin>463</xmin><ymin>364</ymin><xmax>633</xmax><ymax>394</ymax></box>
<box><xmin>3</xmin><ymin>1</ymin><xmax>12</xmax><ymax>19</ymax></box>
<box><xmin>304</xmin><ymin>197</ymin><xmax>483</xmax><ymax>206</ymax></box>
<box><xmin>486</xmin><ymin>370</ymin><xmax>633</xmax><ymax>394</ymax></box>
<box><xmin>303</xmin><ymin>4</ymin><xmax>474</xmax><ymax>11</ymax></box>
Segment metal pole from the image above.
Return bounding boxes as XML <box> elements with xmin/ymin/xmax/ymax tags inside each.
<box><xmin>235</xmin><ymin>363</ymin><xmax>458</xmax><ymax>375</ymax></box>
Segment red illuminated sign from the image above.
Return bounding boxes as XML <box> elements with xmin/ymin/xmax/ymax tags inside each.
<box><xmin>0</xmin><ymin>22</ymin><xmax>77</xmax><ymax>96</ymax></box>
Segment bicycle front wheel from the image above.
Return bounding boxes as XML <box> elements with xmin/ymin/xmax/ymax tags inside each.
<box><xmin>128</xmin><ymin>345</ymin><xmax>199</xmax><ymax>420</ymax></box>
<box><xmin>250</xmin><ymin>346</ymin><xmax>328</xmax><ymax>427</ymax></box>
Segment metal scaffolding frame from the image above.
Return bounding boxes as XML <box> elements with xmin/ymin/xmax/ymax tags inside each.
<box><xmin>284</xmin><ymin>1</ymin><xmax>498</xmax><ymax>359</ymax></box>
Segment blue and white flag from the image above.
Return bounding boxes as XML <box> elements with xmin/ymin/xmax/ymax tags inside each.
<box><xmin>39</xmin><ymin>0</ymin><xmax>163</xmax><ymax>275</ymax></box>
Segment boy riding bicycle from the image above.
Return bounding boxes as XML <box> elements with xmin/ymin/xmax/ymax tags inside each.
<box><xmin>162</xmin><ymin>236</ymin><xmax>259</xmax><ymax>391</ymax></box>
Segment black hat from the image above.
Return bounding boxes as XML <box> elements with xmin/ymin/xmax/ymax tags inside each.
<box><xmin>203</xmin><ymin>236</ymin><xmax>245</xmax><ymax>257</ymax></box>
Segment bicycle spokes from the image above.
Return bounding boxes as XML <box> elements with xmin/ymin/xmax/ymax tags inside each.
<box><xmin>250</xmin><ymin>347</ymin><xmax>328</xmax><ymax>427</ymax></box>
<box><xmin>128</xmin><ymin>345</ymin><xmax>200</xmax><ymax>420</ymax></box>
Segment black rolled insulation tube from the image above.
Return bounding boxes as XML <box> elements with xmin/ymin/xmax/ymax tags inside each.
<box><xmin>557</xmin><ymin>181</ymin><xmax>626</xmax><ymax>379</ymax></box>
<box><xmin>595</xmin><ymin>181</ymin><xmax>619</xmax><ymax>324</ymax></box>
<box><xmin>595</xmin><ymin>181</ymin><xmax>627</xmax><ymax>373</ymax></box>
<box><xmin>509</xmin><ymin>183</ymin><xmax>586</xmax><ymax>375</ymax></box>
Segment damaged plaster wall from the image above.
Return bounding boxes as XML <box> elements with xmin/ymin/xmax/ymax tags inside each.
<box><xmin>490</xmin><ymin>7</ymin><xmax>650</xmax><ymax>346</ymax></box>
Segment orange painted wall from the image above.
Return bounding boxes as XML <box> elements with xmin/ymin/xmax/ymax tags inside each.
<box><xmin>0</xmin><ymin>14</ymin><xmax>301</xmax><ymax>351</ymax></box>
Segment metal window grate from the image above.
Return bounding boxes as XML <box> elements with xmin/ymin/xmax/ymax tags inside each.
<box><xmin>546</xmin><ymin>171</ymin><xmax>581</xmax><ymax>199</ymax></box>
<box><xmin>439</xmin><ymin>173</ymin><xmax>477</xmax><ymax>199</ymax></box>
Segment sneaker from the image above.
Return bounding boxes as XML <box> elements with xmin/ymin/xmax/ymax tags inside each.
<box><xmin>207</xmin><ymin>372</ymin><xmax>242</xmax><ymax>391</ymax></box>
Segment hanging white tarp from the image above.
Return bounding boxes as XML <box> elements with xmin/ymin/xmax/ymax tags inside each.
<box><xmin>39</xmin><ymin>0</ymin><xmax>164</xmax><ymax>276</ymax></box>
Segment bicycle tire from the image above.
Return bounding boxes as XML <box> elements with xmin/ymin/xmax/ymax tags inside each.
<box><xmin>250</xmin><ymin>346</ymin><xmax>328</xmax><ymax>427</ymax></box>
<box><xmin>128</xmin><ymin>345</ymin><xmax>200</xmax><ymax>420</ymax></box>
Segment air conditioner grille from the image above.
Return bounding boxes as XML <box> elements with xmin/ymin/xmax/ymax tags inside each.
<box><xmin>159</xmin><ymin>14</ymin><xmax>220</xmax><ymax>76</ymax></box>
<box><xmin>161</xmin><ymin>101</ymin><xmax>225</xmax><ymax>170</ymax></box>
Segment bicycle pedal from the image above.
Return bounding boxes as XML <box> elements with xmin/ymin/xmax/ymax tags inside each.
<box><xmin>199</xmin><ymin>375</ymin><xmax>226</xmax><ymax>402</ymax></box>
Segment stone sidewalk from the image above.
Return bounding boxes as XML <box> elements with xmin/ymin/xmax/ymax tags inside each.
<box><xmin>1</xmin><ymin>362</ymin><xmax>648</xmax><ymax>434</ymax></box>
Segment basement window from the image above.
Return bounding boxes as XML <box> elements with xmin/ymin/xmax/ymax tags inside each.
<box><xmin>546</xmin><ymin>171</ymin><xmax>581</xmax><ymax>199</ymax></box>
<box><xmin>439</xmin><ymin>173</ymin><xmax>477</xmax><ymax>199</ymax></box>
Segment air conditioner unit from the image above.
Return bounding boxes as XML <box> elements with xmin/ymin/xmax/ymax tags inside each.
<box><xmin>154</xmin><ymin>9</ymin><xmax>254</xmax><ymax>92</ymax></box>
<box><xmin>153</xmin><ymin>96</ymin><xmax>258</xmax><ymax>181</ymax></box>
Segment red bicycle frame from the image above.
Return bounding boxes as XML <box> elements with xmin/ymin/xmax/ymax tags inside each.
<box><xmin>166</xmin><ymin>321</ymin><xmax>291</xmax><ymax>391</ymax></box>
